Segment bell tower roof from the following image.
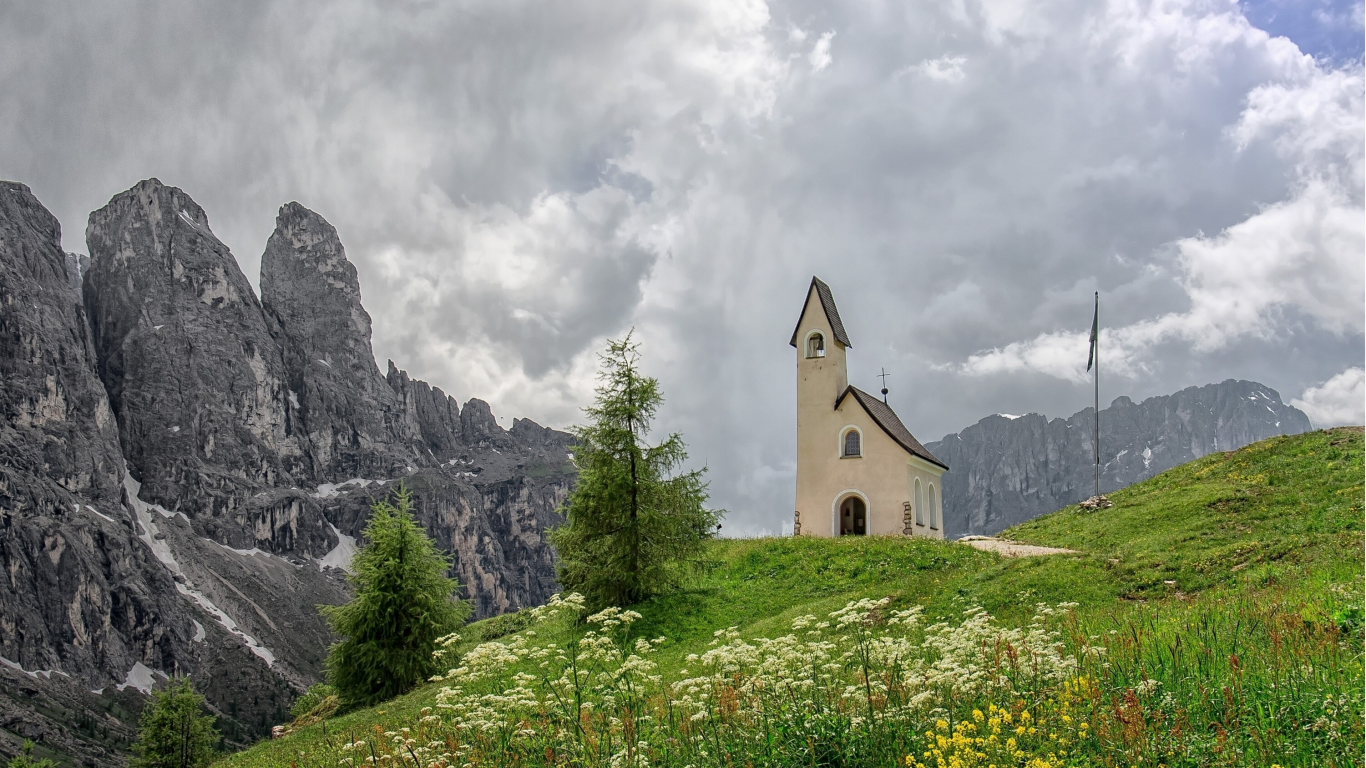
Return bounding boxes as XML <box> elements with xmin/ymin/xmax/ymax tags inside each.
<box><xmin>789</xmin><ymin>276</ymin><xmax>852</xmax><ymax>348</ymax></box>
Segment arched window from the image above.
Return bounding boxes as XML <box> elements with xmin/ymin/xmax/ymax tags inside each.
<box><xmin>929</xmin><ymin>484</ymin><xmax>940</xmax><ymax>530</ymax></box>
<box><xmin>842</xmin><ymin>428</ymin><xmax>861</xmax><ymax>457</ymax></box>
<box><xmin>806</xmin><ymin>332</ymin><xmax>826</xmax><ymax>358</ymax></box>
<box><xmin>914</xmin><ymin>478</ymin><xmax>924</xmax><ymax>526</ymax></box>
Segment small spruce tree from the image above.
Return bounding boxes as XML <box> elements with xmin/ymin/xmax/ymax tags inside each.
<box><xmin>322</xmin><ymin>485</ymin><xmax>471</xmax><ymax>708</ymax></box>
<box><xmin>550</xmin><ymin>332</ymin><xmax>721</xmax><ymax>608</ymax></box>
<box><xmin>127</xmin><ymin>677</ymin><xmax>218</xmax><ymax>768</ymax></box>
<box><xmin>7</xmin><ymin>741</ymin><xmax>56</xmax><ymax>768</ymax></box>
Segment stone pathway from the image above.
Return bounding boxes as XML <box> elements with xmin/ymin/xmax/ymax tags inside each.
<box><xmin>959</xmin><ymin>536</ymin><xmax>1079</xmax><ymax>557</ymax></box>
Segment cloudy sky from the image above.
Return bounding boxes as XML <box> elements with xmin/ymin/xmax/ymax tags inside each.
<box><xmin>3</xmin><ymin>0</ymin><xmax>1362</xmax><ymax>534</ymax></box>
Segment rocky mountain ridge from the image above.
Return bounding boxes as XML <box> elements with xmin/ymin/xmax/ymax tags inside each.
<box><xmin>0</xmin><ymin>179</ymin><xmax>572</xmax><ymax>764</ymax></box>
<box><xmin>925</xmin><ymin>379</ymin><xmax>1312</xmax><ymax>538</ymax></box>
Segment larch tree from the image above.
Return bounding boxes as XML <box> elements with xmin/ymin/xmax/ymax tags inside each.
<box><xmin>127</xmin><ymin>677</ymin><xmax>218</xmax><ymax>768</ymax></box>
<box><xmin>321</xmin><ymin>486</ymin><xmax>470</xmax><ymax>708</ymax></box>
<box><xmin>550</xmin><ymin>332</ymin><xmax>721</xmax><ymax>609</ymax></box>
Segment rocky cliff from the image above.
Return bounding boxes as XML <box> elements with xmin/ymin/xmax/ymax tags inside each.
<box><xmin>84</xmin><ymin>180</ymin><xmax>321</xmax><ymax>552</ymax></box>
<box><xmin>926</xmin><ymin>380</ymin><xmax>1312</xmax><ymax>538</ymax></box>
<box><xmin>0</xmin><ymin>179</ymin><xmax>572</xmax><ymax>764</ymax></box>
<box><xmin>0</xmin><ymin>181</ymin><xmax>188</xmax><ymax>765</ymax></box>
<box><xmin>260</xmin><ymin>202</ymin><xmax>420</xmax><ymax>481</ymax></box>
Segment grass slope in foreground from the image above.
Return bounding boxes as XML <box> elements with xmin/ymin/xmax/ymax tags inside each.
<box><xmin>224</xmin><ymin>427</ymin><xmax>1364</xmax><ymax>768</ymax></box>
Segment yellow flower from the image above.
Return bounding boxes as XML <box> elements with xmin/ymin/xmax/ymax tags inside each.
<box><xmin>936</xmin><ymin>719</ymin><xmax>949</xmax><ymax>731</ymax></box>
<box><xmin>973</xmin><ymin>709</ymin><xmax>985</xmax><ymax>722</ymax></box>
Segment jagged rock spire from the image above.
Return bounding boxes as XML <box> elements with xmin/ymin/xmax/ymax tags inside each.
<box><xmin>84</xmin><ymin>179</ymin><xmax>310</xmax><ymax>526</ymax></box>
<box><xmin>261</xmin><ymin>201</ymin><xmax>420</xmax><ymax>480</ymax></box>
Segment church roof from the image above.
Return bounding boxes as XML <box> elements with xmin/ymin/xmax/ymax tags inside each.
<box><xmin>836</xmin><ymin>386</ymin><xmax>949</xmax><ymax>470</ymax></box>
<box><xmin>789</xmin><ymin>276</ymin><xmax>852</xmax><ymax>349</ymax></box>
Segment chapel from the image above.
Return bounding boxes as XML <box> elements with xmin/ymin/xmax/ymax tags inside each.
<box><xmin>791</xmin><ymin>276</ymin><xmax>948</xmax><ymax>538</ymax></box>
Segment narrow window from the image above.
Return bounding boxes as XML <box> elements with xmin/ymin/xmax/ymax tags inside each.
<box><xmin>929</xmin><ymin>484</ymin><xmax>940</xmax><ymax>530</ymax></box>
<box><xmin>843</xmin><ymin>429</ymin><xmax>861</xmax><ymax>457</ymax></box>
<box><xmin>914</xmin><ymin>478</ymin><xmax>924</xmax><ymax>526</ymax></box>
<box><xmin>807</xmin><ymin>332</ymin><xmax>826</xmax><ymax>358</ymax></box>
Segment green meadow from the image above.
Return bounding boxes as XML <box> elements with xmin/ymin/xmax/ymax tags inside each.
<box><xmin>221</xmin><ymin>427</ymin><xmax>1364</xmax><ymax>767</ymax></box>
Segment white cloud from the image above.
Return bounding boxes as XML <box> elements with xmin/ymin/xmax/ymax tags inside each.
<box><xmin>961</xmin><ymin>52</ymin><xmax>1363</xmax><ymax>383</ymax></box>
<box><xmin>913</xmin><ymin>55</ymin><xmax>967</xmax><ymax>83</ymax></box>
<box><xmin>1231</xmin><ymin>66</ymin><xmax>1365</xmax><ymax>184</ymax></box>
<box><xmin>1292</xmin><ymin>367</ymin><xmax>1365</xmax><ymax>427</ymax></box>
<box><xmin>960</xmin><ymin>329</ymin><xmax>1094</xmax><ymax>382</ymax></box>
<box><xmin>808</xmin><ymin>30</ymin><xmax>835</xmax><ymax>71</ymax></box>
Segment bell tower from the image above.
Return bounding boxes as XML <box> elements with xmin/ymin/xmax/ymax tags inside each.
<box><xmin>791</xmin><ymin>277</ymin><xmax>852</xmax><ymax>536</ymax></box>
<box><xmin>790</xmin><ymin>277</ymin><xmax>850</xmax><ymax>402</ymax></box>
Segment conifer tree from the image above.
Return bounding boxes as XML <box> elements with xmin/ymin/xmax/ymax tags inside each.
<box><xmin>551</xmin><ymin>332</ymin><xmax>721</xmax><ymax>608</ymax></box>
<box><xmin>7</xmin><ymin>741</ymin><xmax>55</xmax><ymax>768</ymax></box>
<box><xmin>322</xmin><ymin>486</ymin><xmax>470</xmax><ymax>708</ymax></box>
<box><xmin>127</xmin><ymin>677</ymin><xmax>218</xmax><ymax>768</ymax></box>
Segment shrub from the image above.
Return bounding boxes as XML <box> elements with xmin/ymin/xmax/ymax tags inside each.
<box><xmin>322</xmin><ymin>486</ymin><xmax>471</xmax><ymax>709</ymax></box>
<box><xmin>1333</xmin><ymin>605</ymin><xmax>1363</xmax><ymax>635</ymax></box>
<box><xmin>288</xmin><ymin>683</ymin><xmax>337</xmax><ymax>720</ymax></box>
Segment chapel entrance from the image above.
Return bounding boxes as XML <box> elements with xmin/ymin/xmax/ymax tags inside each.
<box><xmin>839</xmin><ymin>496</ymin><xmax>866</xmax><ymax>536</ymax></box>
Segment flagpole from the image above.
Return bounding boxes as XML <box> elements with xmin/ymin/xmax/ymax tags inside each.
<box><xmin>1093</xmin><ymin>291</ymin><xmax>1099</xmax><ymax>500</ymax></box>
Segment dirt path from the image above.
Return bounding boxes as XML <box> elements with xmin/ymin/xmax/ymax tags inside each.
<box><xmin>958</xmin><ymin>536</ymin><xmax>1079</xmax><ymax>557</ymax></box>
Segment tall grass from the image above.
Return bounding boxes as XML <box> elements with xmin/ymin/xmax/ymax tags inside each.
<box><xmin>1061</xmin><ymin>585</ymin><xmax>1362</xmax><ymax>767</ymax></box>
<box><xmin>279</xmin><ymin>583</ymin><xmax>1360</xmax><ymax>768</ymax></box>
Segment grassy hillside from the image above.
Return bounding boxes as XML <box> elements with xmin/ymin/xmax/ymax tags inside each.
<box><xmin>221</xmin><ymin>427</ymin><xmax>1363</xmax><ymax>767</ymax></box>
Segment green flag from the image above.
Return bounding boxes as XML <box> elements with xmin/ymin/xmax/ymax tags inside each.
<box><xmin>1086</xmin><ymin>293</ymin><xmax>1098</xmax><ymax>372</ymax></box>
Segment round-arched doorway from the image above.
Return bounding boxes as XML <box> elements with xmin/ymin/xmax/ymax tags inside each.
<box><xmin>839</xmin><ymin>495</ymin><xmax>867</xmax><ymax>536</ymax></box>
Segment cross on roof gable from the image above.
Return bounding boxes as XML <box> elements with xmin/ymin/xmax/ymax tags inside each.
<box><xmin>789</xmin><ymin>276</ymin><xmax>852</xmax><ymax>349</ymax></box>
